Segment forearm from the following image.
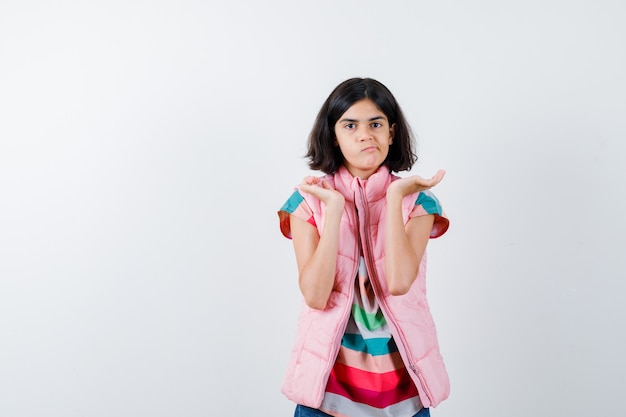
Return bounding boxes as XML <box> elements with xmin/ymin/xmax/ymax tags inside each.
<box><xmin>385</xmin><ymin>194</ymin><xmax>421</xmax><ymax>295</ymax></box>
<box><xmin>297</xmin><ymin>210</ymin><xmax>342</xmax><ymax>310</ymax></box>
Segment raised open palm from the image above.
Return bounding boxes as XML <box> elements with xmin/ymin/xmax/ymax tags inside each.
<box><xmin>387</xmin><ymin>170</ymin><xmax>446</xmax><ymax>198</ymax></box>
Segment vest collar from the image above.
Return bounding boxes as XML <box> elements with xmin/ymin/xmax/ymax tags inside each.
<box><xmin>334</xmin><ymin>165</ymin><xmax>392</xmax><ymax>203</ymax></box>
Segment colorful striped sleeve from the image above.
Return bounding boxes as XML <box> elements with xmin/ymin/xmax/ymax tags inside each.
<box><xmin>410</xmin><ymin>190</ymin><xmax>450</xmax><ymax>238</ymax></box>
<box><xmin>278</xmin><ymin>190</ymin><xmax>317</xmax><ymax>239</ymax></box>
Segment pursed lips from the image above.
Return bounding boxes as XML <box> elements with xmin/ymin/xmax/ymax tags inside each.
<box><xmin>362</xmin><ymin>146</ymin><xmax>378</xmax><ymax>152</ymax></box>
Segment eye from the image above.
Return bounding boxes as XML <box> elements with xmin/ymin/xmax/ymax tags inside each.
<box><xmin>372</xmin><ymin>122</ymin><xmax>382</xmax><ymax>128</ymax></box>
<box><xmin>345</xmin><ymin>123</ymin><xmax>356</xmax><ymax>129</ymax></box>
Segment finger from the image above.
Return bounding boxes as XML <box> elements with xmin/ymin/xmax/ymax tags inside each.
<box><xmin>320</xmin><ymin>180</ymin><xmax>334</xmax><ymax>190</ymax></box>
<box><xmin>428</xmin><ymin>170</ymin><xmax>446</xmax><ymax>186</ymax></box>
<box><xmin>301</xmin><ymin>176</ymin><xmax>318</xmax><ymax>186</ymax></box>
<box><xmin>299</xmin><ymin>183</ymin><xmax>321</xmax><ymax>197</ymax></box>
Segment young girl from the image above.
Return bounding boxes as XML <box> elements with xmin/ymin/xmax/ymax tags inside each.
<box><xmin>278</xmin><ymin>78</ymin><xmax>450</xmax><ymax>417</ymax></box>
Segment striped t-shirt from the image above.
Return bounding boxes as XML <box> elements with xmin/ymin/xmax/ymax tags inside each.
<box><xmin>280</xmin><ymin>190</ymin><xmax>448</xmax><ymax>417</ymax></box>
<box><xmin>319</xmin><ymin>255</ymin><xmax>422</xmax><ymax>417</ymax></box>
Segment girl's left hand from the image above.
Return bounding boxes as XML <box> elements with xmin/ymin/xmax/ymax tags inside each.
<box><xmin>386</xmin><ymin>170</ymin><xmax>446</xmax><ymax>199</ymax></box>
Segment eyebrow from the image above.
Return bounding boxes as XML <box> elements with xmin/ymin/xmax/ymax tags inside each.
<box><xmin>338</xmin><ymin>116</ymin><xmax>387</xmax><ymax>123</ymax></box>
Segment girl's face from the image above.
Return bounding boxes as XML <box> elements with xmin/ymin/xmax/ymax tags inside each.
<box><xmin>334</xmin><ymin>99</ymin><xmax>395</xmax><ymax>180</ymax></box>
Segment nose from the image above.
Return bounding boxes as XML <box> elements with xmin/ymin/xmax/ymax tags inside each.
<box><xmin>357</xmin><ymin>126</ymin><xmax>373</xmax><ymax>141</ymax></box>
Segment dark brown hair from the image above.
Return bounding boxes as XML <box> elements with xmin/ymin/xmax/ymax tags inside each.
<box><xmin>306</xmin><ymin>78</ymin><xmax>417</xmax><ymax>174</ymax></box>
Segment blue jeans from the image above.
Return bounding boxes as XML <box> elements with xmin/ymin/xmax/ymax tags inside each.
<box><xmin>294</xmin><ymin>405</ymin><xmax>430</xmax><ymax>417</ymax></box>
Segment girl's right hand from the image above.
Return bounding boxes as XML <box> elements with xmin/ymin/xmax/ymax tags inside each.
<box><xmin>299</xmin><ymin>176</ymin><xmax>345</xmax><ymax>211</ymax></box>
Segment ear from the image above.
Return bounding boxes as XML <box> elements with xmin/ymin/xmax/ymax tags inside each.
<box><xmin>389</xmin><ymin>123</ymin><xmax>396</xmax><ymax>144</ymax></box>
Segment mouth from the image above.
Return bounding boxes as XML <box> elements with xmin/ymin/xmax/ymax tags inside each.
<box><xmin>362</xmin><ymin>146</ymin><xmax>378</xmax><ymax>152</ymax></box>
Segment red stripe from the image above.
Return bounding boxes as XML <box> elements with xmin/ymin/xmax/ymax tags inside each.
<box><xmin>331</xmin><ymin>361</ymin><xmax>406</xmax><ymax>392</ymax></box>
<box><xmin>326</xmin><ymin>366</ymin><xmax>418</xmax><ymax>408</ymax></box>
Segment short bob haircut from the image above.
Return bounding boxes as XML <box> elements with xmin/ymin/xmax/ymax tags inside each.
<box><xmin>306</xmin><ymin>77</ymin><xmax>417</xmax><ymax>174</ymax></box>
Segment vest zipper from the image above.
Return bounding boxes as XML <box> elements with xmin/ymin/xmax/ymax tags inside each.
<box><xmin>355</xmin><ymin>181</ymin><xmax>433</xmax><ymax>406</ymax></box>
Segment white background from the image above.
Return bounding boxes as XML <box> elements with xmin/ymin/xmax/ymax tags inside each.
<box><xmin>1</xmin><ymin>1</ymin><xmax>625</xmax><ymax>416</ymax></box>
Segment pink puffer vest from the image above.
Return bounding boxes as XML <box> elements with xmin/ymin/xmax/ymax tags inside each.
<box><xmin>281</xmin><ymin>165</ymin><xmax>450</xmax><ymax>409</ymax></box>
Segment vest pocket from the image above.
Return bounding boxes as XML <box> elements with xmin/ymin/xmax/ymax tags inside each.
<box><xmin>412</xmin><ymin>349</ymin><xmax>450</xmax><ymax>407</ymax></box>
